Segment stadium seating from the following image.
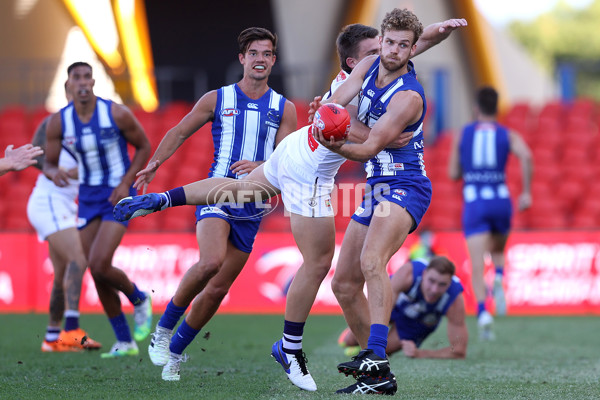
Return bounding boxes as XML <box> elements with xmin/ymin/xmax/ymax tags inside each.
<box><xmin>1</xmin><ymin>98</ymin><xmax>599</xmax><ymax>232</ymax></box>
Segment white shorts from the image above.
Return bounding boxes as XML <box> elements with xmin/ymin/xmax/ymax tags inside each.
<box><xmin>27</xmin><ymin>186</ymin><xmax>78</xmax><ymax>241</ymax></box>
<box><xmin>263</xmin><ymin>137</ymin><xmax>335</xmax><ymax>218</ymax></box>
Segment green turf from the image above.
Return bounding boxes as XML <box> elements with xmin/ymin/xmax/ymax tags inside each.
<box><xmin>0</xmin><ymin>314</ymin><xmax>598</xmax><ymax>399</ymax></box>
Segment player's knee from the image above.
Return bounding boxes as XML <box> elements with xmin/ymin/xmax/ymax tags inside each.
<box><xmin>190</xmin><ymin>259</ymin><xmax>223</xmax><ymax>282</ymax></box>
<box><xmin>332</xmin><ymin>277</ymin><xmax>361</xmax><ymax>301</ymax></box>
<box><xmin>359</xmin><ymin>256</ymin><xmax>383</xmax><ymax>280</ymax></box>
<box><xmin>203</xmin><ymin>283</ymin><xmax>231</xmax><ymax>303</ymax></box>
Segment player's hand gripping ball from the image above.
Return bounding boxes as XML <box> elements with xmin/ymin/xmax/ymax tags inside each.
<box><xmin>313</xmin><ymin>103</ymin><xmax>351</xmax><ymax>140</ymax></box>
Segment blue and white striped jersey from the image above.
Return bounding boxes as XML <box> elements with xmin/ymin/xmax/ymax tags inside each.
<box><xmin>459</xmin><ymin>121</ymin><xmax>511</xmax><ymax>202</ymax></box>
<box><xmin>210</xmin><ymin>84</ymin><xmax>286</xmax><ymax>179</ymax></box>
<box><xmin>60</xmin><ymin>97</ymin><xmax>130</xmax><ymax>188</ymax></box>
<box><xmin>391</xmin><ymin>260</ymin><xmax>463</xmax><ymax>346</ymax></box>
<box><xmin>357</xmin><ymin>59</ymin><xmax>427</xmax><ymax>178</ymax></box>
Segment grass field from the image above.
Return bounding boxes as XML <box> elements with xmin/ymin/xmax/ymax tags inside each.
<box><xmin>0</xmin><ymin>313</ymin><xmax>598</xmax><ymax>399</ymax></box>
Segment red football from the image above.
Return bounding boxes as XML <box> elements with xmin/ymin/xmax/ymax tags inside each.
<box><xmin>313</xmin><ymin>103</ymin><xmax>351</xmax><ymax>140</ymax></box>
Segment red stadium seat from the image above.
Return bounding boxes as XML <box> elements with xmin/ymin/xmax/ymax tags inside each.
<box><xmin>292</xmin><ymin>99</ymin><xmax>311</xmax><ymax>128</ymax></box>
<box><xmin>161</xmin><ymin>206</ymin><xmax>196</xmax><ymax>232</ymax></box>
<box><xmin>0</xmin><ymin>105</ymin><xmax>29</xmax><ymax>150</ymax></box>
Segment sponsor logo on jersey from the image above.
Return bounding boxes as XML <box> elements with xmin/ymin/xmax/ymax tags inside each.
<box><xmin>82</xmin><ymin>127</ymin><xmax>93</xmax><ymax>135</ymax></box>
<box><xmin>354</xmin><ymin>206</ymin><xmax>365</xmax><ymax>216</ymax></box>
<box><xmin>265</xmin><ymin>121</ymin><xmax>280</xmax><ymax>128</ymax></box>
<box><xmin>324</xmin><ymin>199</ymin><xmax>331</xmax><ymax>209</ymax></box>
<box><xmin>307</xmin><ymin>127</ymin><xmax>319</xmax><ymax>152</ymax></box>
<box><xmin>247</xmin><ymin>103</ymin><xmax>259</xmax><ymax>109</ymax></box>
<box><xmin>367</xmin><ymin>89</ymin><xmax>375</xmax><ymax>97</ymax></box>
<box><xmin>394</xmin><ymin>189</ymin><xmax>407</xmax><ymax>196</ymax></box>
<box><xmin>388</xmin><ymin>163</ymin><xmax>404</xmax><ymax>171</ymax></box>
<box><xmin>221</xmin><ymin>108</ymin><xmax>239</xmax><ymax>117</ymax></box>
<box><xmin>335</xmin><ymin>71</ymin><xmax>347</xmax><ymax>82</ymax></box>
<box><xmin>200</xmin><ymin>206</ymin><xmax>228</xmax><ymax>216</ymax></box>
<box><xmin>308</xmin><ymin>199</ymin><xmax>317</xmax><ymax>207</ymax></box>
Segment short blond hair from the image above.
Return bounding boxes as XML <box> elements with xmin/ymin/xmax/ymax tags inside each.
<box><xmin>380</xmin><ymin>8</ymin><xmax>423</xmax><ymax>44</ymax></box>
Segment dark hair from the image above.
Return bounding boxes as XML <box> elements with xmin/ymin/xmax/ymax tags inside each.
<box><xmin>477</xmin><ymin>86</ymin><xmax>499</xmax><ymax>116</ymax></box>
<box><xmin>238</xmin><ymin>27</ymin><xmax>277</xmax><ymax>55</ymax></box>
<box><xmin>67</xmin><ymin>61</ymin><xmax>92</xmax><ymax>76</ymax></box>
<box><xmin>426</xmin><ymin>256</ymin><xmax>456</xmax><ymax>276</ymax></box>
<box><xmin>380</xmin><ymin>8</ymin><xmax>423</xmax><ymax>44</ymax></box>
<box><xmin>336</xmin><ymin>24</ymin><xmax>379</xmax><ymax>74</ymax></box>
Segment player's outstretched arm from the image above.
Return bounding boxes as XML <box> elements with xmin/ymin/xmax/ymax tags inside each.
<box><xmin>408</xmin><ymin>294</ymin><xmax>468</xmax><ymax>359</ymax></box>
<box><xmin>133</xmin><ymin>91</ymin><xmax>217</xmax><ymax>192</ymax></box>
<box><xmin>0</xmin><ymin>144</ymin><xmax>43</xmax><ymax>176</ymax></box>
<box><xmin>413</xmin><ymin>18</ymin><xmax>468</xmax><ymax>58</ymax></box>
<box><xmin>43</xmin><ymin>113</ymin><xmax>71</xmax><ymax>186</ymax></box>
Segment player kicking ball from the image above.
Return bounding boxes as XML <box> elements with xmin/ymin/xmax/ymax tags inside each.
<box><xmin>114</xmin><ymin>104</ymin><xmax>349</xmax><ymax>390</ymax></box>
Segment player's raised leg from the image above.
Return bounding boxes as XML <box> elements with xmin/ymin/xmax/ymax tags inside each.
<box><xmin>114</xmin><ymin>170</ymin><xmax>278</xmax><ymax>222</ymax></box>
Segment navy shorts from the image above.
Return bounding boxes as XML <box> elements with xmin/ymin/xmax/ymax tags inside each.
<box><xmin>462</xmin><ymin>198</ymin><xmax>512</xmax><ymax>237</ymax></box>
<box><xmin>195</xmin><ymin>203</ymin><xmax>263</xmax><ymax>253</ymax></box>
<box><xmin>78</xmin><ymin>184</ymin><xmax>136</xmax><ymax>229</ymax></box>
<box><xmin>351</xmin><ymin>175</ymin><xmax>432</xmax><ymax>233</ymax></box>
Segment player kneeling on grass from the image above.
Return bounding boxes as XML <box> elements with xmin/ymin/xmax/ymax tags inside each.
<box><xmin>338</xmin><ymin>256</ymin><xmax>468</xmax><ymax>360</ymax></box>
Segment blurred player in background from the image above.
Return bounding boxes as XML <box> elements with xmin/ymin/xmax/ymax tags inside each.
<box><xmin>338</xmin><ymin>256</ymin><xmax>468</xmax><ymax>360</ymax></box>
<box><xmin>0</xmin><ymin>144</ymin><xmax>43</xmax><ymax>176</ymax></box>
<box><xmin>448</xmin><ymin>86</ymin><xmax>532</xmax><ymax>340</ymax></box>
<box><xmin>131</xmin><ymin>27</ymin><xmax>296</xmax><ymax>382</ymax></box>
<box><xmin>43</xmin><ymin>62</ymin><xmax>152</xmax><ymax>358</ymax></box>
<box><xmin>27</xmin><ymin>86</ymin><xmax>101</xmax><ymax>352</ymax></box>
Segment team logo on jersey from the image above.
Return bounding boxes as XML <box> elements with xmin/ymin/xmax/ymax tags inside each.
<box><xmin>221</xmin><ymin>108</ymin><xmax>240</xmax><ymax>117</ymax></box>
<box><xmin>63</xmin><ymin>137</ymin><xmax>77</xmax><ymax>147</ymax></box>
<box><xmin>267</xmin><ymin>109</ymin><xmax>280</xmax><ymax>122</ymax></box>
<box><xmin>422</xmin><ymin>313</ymin><xmax>440</xmax><ymax>327</ymax></box>
<box><xmin>324</xmin><ymin>199</ymin><xmax>331</xmax><ymax>209</ymax></box>
<box><xmin>371</xmin><ymin>101</ymin><xmax>385</xmax><ymax>117</ymax></box>
<box><xmin>100</xmin><ymin>128</ymin><xmax>119</xmax><ymax>142</ymax></box>
<box><xmin>247</xmin><ymin>103</ymin><xmax>259</xmax><ymax>109</ymax></box>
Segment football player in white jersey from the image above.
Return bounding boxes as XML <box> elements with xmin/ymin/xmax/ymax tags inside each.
<box><xmin>115</xmin><ymin>16</ymin><xmax>466</xmax><ymax>391</ymax></box>
<box><xmin>28</xmin><ymin>86</ymin><xmax>102</xmax><ymax>352</ymax></box>
<box><xmin>44</xmin><ymin>62</ymin><xmax>152</xmax><ymax>358</ymax></box>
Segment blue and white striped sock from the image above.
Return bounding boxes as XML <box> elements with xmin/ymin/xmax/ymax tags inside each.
<box><xmin>282</xmin><ymin>320</ymin><xmax>305</xmax><ymax>354</ymax></box>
